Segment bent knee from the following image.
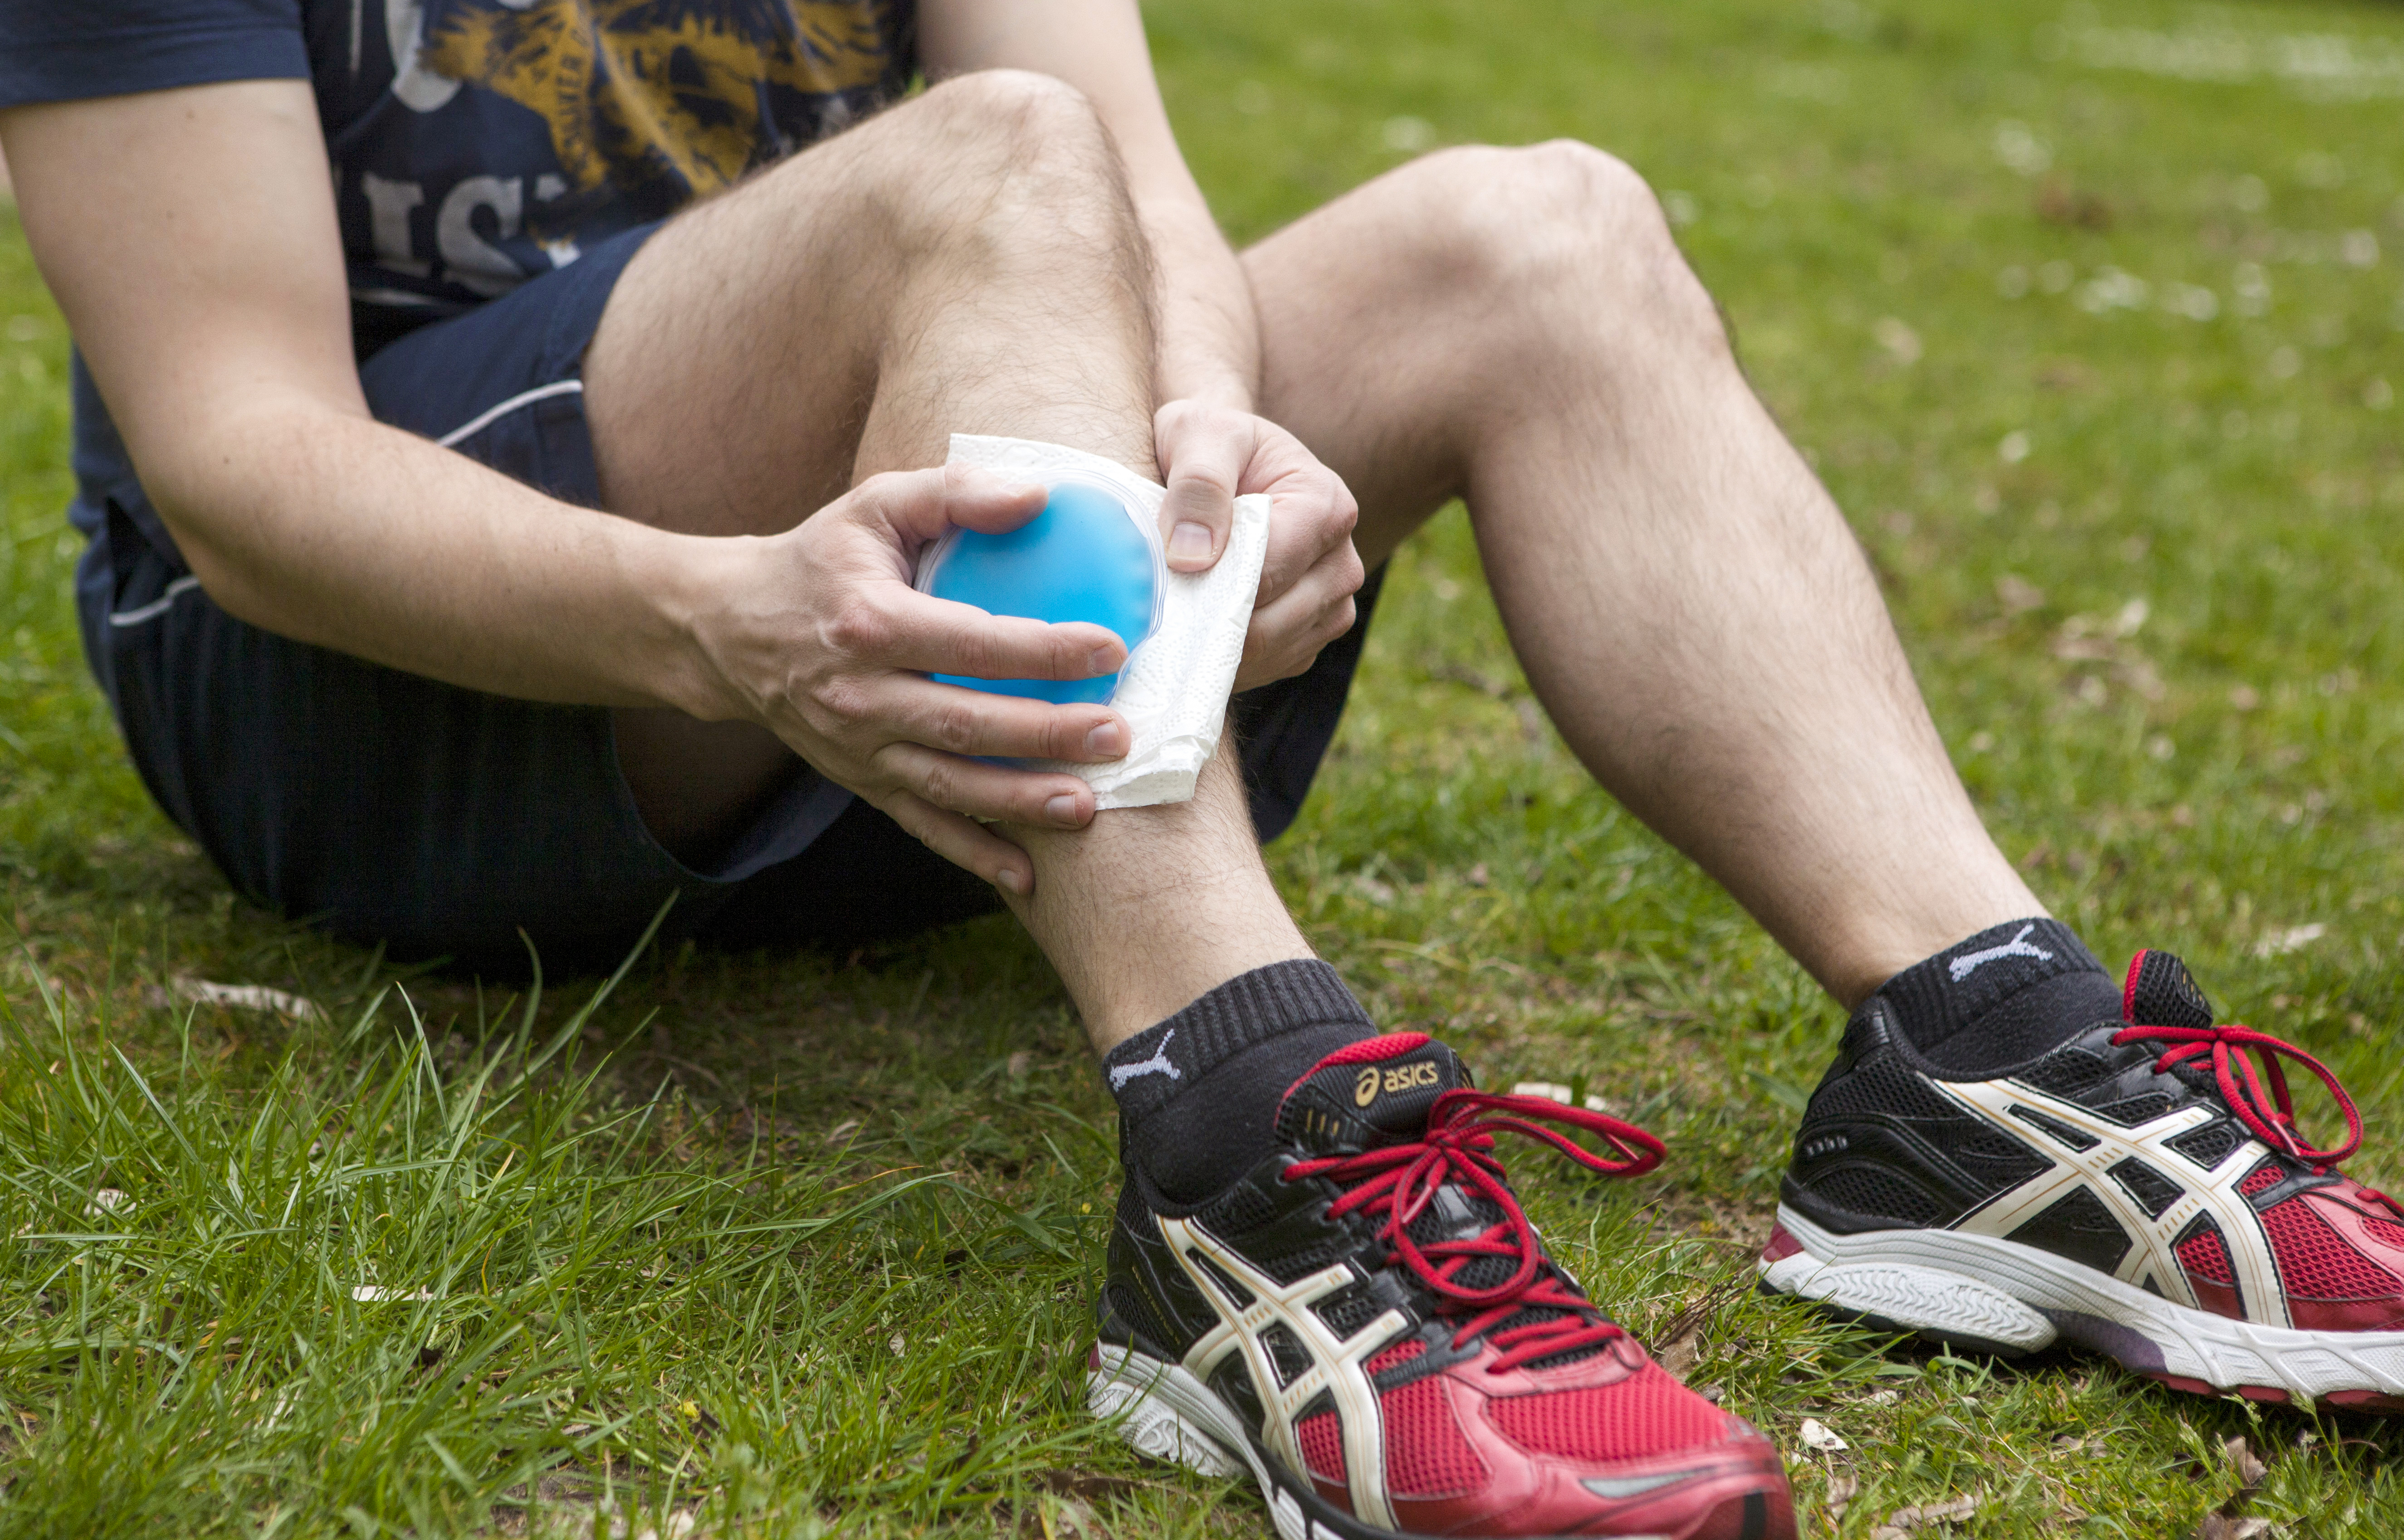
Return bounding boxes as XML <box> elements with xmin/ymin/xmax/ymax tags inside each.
<box><xmin>889</xmin><ymin>69</ymin><xmax>1135</xmax><ymax>252</ymax></box>
<box><xmin>1396</xmin><ymin>141</ymin><xmax>1723</xmax><ymax>348</ymax></box>
<box><xmin>915</xmin><ymin>69</ymin><xmax>1111</xmax><ymax>171</ymax></box>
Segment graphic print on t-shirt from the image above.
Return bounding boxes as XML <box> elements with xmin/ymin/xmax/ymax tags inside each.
<box><xmin>423</xmin><ymin>0</ymin><xmax>898</xmax><ymax>223</ymax></box>
<box><xmin>334</xmin><ymin>0</ymin><xmax>914</xmax><ymax>326</ymax></box>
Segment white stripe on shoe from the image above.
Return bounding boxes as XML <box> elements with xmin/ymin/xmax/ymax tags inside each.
<box><xmin>1929</xmin><ymin>1076</ymin><xmax>2285</xmax><ymax>1325</ymax></box>
<box><xmin>1154</xmin><ymin>1214</ymin><xmax>1410</xmax><ymax>1530</ymax></box>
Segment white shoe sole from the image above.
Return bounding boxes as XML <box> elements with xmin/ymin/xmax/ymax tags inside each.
<box><xmin>1087</xmin><ymin>1342</ymin><xmax>1341</xmax><ymax>1540</ymax></box>
<box><xmin>1760</xmin><ymin>1203</ymin><xmax>2404</xmax><ymax>1406</ymax></box>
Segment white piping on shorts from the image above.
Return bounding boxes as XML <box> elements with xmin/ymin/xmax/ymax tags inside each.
<box><xmin>109</xmin><ymin>574</ymin><xmax>204</xmax><ymax>629</ymax></box>
<box><xmin>436</xmin><ymin>378</ymin><xmax>584</xmax><ymax>448</ymax></box>
<box><xmin>104</xmin><ymin>379</ymin><xmax>584</xmax><ymax>630</ymax></box>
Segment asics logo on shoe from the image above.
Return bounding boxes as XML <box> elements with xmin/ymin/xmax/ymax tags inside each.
<box><xmin>1948</xmin><ymin>922</ymin><xmax>2055</xmax><ymax>981</ymax></box>
<box><xmin>1108</xmin><ymin>1028</ymin><xmax>1183</xmax><ymax>1091</ymax></box>
<box><xmin>1353</xmin><ymin>1060</ymin><xmax>1440</xmax><ymax>1107</ymax></box>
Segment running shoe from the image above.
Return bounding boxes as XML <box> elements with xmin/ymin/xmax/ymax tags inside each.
<box><xmin>1763</xmin><ymin>947</ymin><xmax>2404</xmax><ymax>1409</ymax></box>
<box><xmin>1090</xmin><ymin>1030</ymin><xmax>1796</xmax><ymax>1540</ymax></box>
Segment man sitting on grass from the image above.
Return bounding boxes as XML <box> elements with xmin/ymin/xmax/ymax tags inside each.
<box><xmin>9</xmin><ymin>4</ymin><xmax>2403</xmax><ymax>1538</ymax></box>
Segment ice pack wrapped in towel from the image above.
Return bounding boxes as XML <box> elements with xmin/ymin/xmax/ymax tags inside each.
<box><xmin>918</xmin><ymin>434</ymin><xmax>1270</xmax><ymax>809</ymax></box>
<box><xmin>919</xmin><ymin>476</ymin><xmax>1163</xmax><ymax>705</ymax></box>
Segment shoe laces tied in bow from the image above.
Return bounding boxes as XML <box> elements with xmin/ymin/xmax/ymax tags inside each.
<box><xmin>1281</xmin><ymin>1089</ymin><xmax>1664</xmax><ymax>1371</ymax></box>
<box><xmin>2111</xmin><ymin>1019</ymin><xmax>2363</xmax><ymax>1168</ymax></box>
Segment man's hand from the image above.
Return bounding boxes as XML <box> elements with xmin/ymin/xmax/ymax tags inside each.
<box><xmin>693</xmin><ymin>464</ymin><xmax>1136</xmax><ymax>893</ymax></box>
<box><xmin>1154</xmin><ymin>400</ymin><xmax>1365</xmax><ymax>692</ymax></box>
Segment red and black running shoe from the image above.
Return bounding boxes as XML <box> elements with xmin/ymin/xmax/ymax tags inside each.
<box><xmin>1089</xmin><ymin>1031</ymin><xmax>1795</xmax><ymax>1540</ymax></box>
<box><xmin>1764</xmin><ymin>948</ymin><xmax>2404</xmax><ymax>1410</ymax></box>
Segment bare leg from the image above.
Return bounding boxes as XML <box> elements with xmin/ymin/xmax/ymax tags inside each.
<box><xmin>581</xmin><ymin>71</ymin><xmax>1313</xmax><ymax>1044</ymax></box>
<box><xmin>1004</xmin><ymin>744</ymin><xmax>1314</xmax><ymax>1053</ymax></box>
<box><xmin>586</xmin><ymin>69</ymin><xmax>1159</xmax><ymax>862</ymax></box>
<box><xmin>1243</xmin><ymin>142</ymin><xmax>2042</xmax><ymax>1006</ymax></box>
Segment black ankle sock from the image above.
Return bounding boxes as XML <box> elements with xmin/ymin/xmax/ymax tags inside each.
<box><xmin>1104</xmin><ymin>959</ymin><xmax>1376</xmax><ymax>1205</ymax></box>
<box><xmin>1874</xmin><ymin>917</ymin><xmax>2121</xmax><ymax>1073</ymax></box>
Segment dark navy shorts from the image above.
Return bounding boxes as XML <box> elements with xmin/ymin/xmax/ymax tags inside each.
<box><xmin>82</xmin><ymin>223</ymin><xmax>1383</xmax><ymax>975</ymax></box>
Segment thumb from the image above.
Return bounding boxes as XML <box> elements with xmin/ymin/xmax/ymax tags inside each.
<box><xmin>1156</xmin><ymin>443</ymin><xmax>1241</xmax><ymax>575</ymax></box>
<box><xmin>847</xmin><ymin>465</ymin><xmax>1049</xmax><ymax>548</ymax></box>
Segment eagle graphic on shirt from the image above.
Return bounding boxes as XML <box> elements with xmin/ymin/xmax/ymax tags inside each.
<box><xmin>421</xmin><ymin>0</ymin><xmax>909</xmax><ymax>224</ymax></box>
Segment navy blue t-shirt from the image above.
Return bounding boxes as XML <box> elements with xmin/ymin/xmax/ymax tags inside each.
<box><xmin>0</xmin><ymin>0</ymin><xmax>917</xmax><ymax>565</ymax></box>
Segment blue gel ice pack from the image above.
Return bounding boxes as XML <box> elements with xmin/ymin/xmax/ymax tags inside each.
<box><xmin>922</xmin><ymin>480</ymin><xmax>1161</xmax><ymax>705</ymax></box>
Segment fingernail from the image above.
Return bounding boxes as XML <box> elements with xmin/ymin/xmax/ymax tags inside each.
<box><xmin>996</xmin><ymin>867</ymin><xmax>1029</xmax><ymax>896</ymax></box>
<box><xmin>1045</xmin><ymin>793</ymin><xmax>1082</xmax><ymax>826</ymax></box>
<box><xmin>1085</xmin><ymin>722</ymin><xmax>1124</xmax><ymax>758</ymax></box>
<box><xmin>1088</xmin><ymin>646</ymin><xmax>1121</xmax><ymax>676</ymax></box>
<box><xmin>1170</xmin><ymin>521</ymin><xmax>1214</xmax><ymax>561</ymax></box>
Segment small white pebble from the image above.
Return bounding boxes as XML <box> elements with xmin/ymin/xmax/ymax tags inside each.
<box><xmin>2255</xmin><ymin>922</ymin><xmax>2327</xmax><ymax>957</ymax></box>
<box><xmin>173</xmin><ymin>978</ymin><xmax>322</xmax><ymax>1022</ymax></box>
<box><xmin>1873</xmin><ymin>317</ymin><xmax>1922</xmax><ymax>365</ymax></box>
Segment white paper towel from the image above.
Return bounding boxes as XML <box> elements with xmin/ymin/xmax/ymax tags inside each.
<box><xmin>934</xmin><ymin>434</ymin><xmax>1269</xmax><ymax>809</ymax></box>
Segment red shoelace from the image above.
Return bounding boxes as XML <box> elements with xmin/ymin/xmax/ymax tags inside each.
<box><xmin>1280</xmin><ymin>1088</ymin><xmax>1664</xmax><ymax>1373</ymax></box>
<box><xmin>2111</xmin><ymin>1019</ymin><xmax>2363</xmax><ymax>1168</ymax></box>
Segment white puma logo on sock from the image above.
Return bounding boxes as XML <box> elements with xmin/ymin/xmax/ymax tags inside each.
<box><xmin>1948</xmin><ymin>923</ymin><xmax>2054</xmax><ymax>982</ymax></box>
<box><xmin>1109</xmin><ymin>1028</ymin><xmax>1183</xmax><ymax>1091</ymax></box>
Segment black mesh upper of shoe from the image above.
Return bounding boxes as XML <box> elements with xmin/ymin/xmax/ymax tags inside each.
<box><xmin>1100</xmin><ymin>1148</ymin><xmax>1496</xmax><ymax>1389</ymax></box>
<box><xmin>1780</xmin><ymin>982</ymin><xmax>2324</xmax><ymax>1255</ymax></box>
<box><xmin>1099</xmin><ymin>1041</ymin><xmax>1613</xmax><ymax>1389</ymax></box>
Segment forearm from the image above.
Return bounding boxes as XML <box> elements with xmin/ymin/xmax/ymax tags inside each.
<box><xmin>5</xmin><ymin>84</ymin><xmax>743</xmax><ymax>724</ymax></box>
<box><xmin>1138</xmin><ymin>190</ymin><xmax>1261</xmax><ymax>413</ymax></box>
<box><xmin>149</xmin><ymin>398</ymin><xmax>733</xmax><ymax>717</ymax></box>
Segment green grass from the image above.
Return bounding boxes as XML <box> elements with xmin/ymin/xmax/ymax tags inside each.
<box><xmin>5</xmin><ymin>0</ymin><xmax>2404</xmax><ymax>1532</ymax></box>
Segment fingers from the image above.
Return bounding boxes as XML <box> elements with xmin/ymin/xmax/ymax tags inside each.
<box><xmin>874</xmin><ymin>675</ymin><xmax>1129</xmax><ymax>764</ymax></box>
<box><xmin>1254</xmin><ymin>539</ymin><xmax>1364</xmax><ymax>648</ymax></box>
<box><xmin>874</xmin><ymin>788</ymin><xmax>1039</xmax><ymax>897</ymax></box>
<box><xmin>1235</xmin><ymin>543</ymin><xmax>1364</xmax><ymax>691</ymax></box>
<box><xmin>1236</xmin><ymin>595</ymin><xmax>1356</xmax><ymax>691</ymax></box>
<box><xmin>1251</xmin><ymin>464</ymin><xmax>1360</xmax><ymax>609</ymax></box>
<box><xmin>1154</xmin><ymin>401</ymin><xmax>1250</xmax><ymax>572</ymax></box>
<box><xmin>828</xmin><ymin>587</ymin><xmax>1127</xmax><ymax>681</ymax></box>
<box><xmin>845</xmin><ymin>464</ymin><xmax>1049</xmax><ymax>547</ymax></box>
<box><xmin>1258</xmin><ymin>520</ymin><xmax>1365</xmax><ymax>619</ymax></box>
<box><xmin>871</xmin><ymin>739</ymin><xmax>1098</xmax><ymax>829</ymax></box>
